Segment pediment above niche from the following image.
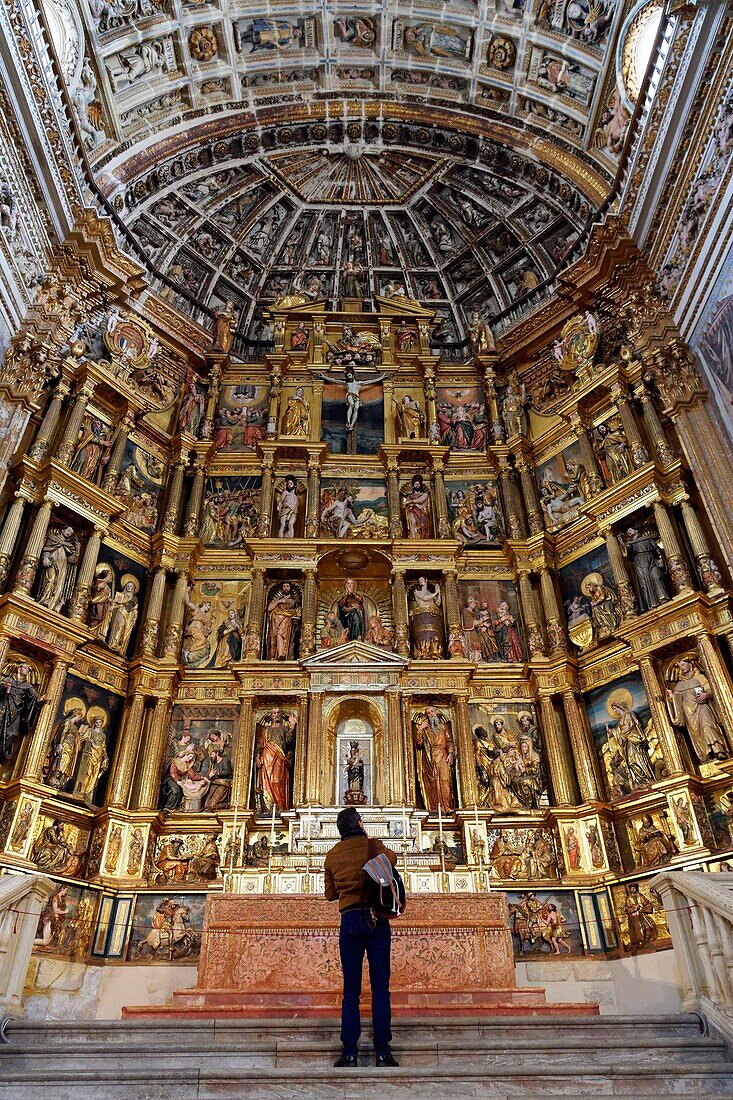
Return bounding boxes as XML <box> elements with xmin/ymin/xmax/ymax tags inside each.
<box><xmin>301</xmin><ymin>640</ymin><xmax>409</xmax><ymax>669</ymax></box>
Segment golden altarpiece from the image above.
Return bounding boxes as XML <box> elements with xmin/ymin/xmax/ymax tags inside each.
<box><xmin>1</xmin><ymin>216</ymin><xmax>733</xmax><ymax>964</ymax></box>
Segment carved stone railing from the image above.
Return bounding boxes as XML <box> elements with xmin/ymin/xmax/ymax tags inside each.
<box><xmin>0</xmin><ymin>873</ymin><xmax>54</xmax><ymax>1032</ymax></box>
<box><xmin>653</xmin><ymin>870</ymin><xmax>733</xmax><ymax>1042</ymax></box>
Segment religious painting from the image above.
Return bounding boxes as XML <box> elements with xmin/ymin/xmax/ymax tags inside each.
<box><xmin>488</xmin><ymin>828</ymin><xmax>558</xmax><ymax>881</ymax></box>
<box><xmin>458</xmin><ymin>579</ymin><xmax>525</xmax><ymax>663</ymax></box>
<box><xmin>42</xmin><ymin>674</ymin><xmax>123</xmax><ymax>809</ymax></box>
<box><xmin>159</xmin><ymin>705</ymin><xmax>238</xmax><ymax>814</ymax></box>
<box><xmin>584</xmin><ymin>673</ymin><xmax>663</xmax><ymax>801</ymax></box>
<box><xmin>213</xmin><ymin>383</ymin><xmax>269</xmax><ymax>452</ymax></box>
<box><xmin>446</xmin><ymin>479</ymin><xmax>504</xmax><ymax>546</ymax></box>
<box><xmin>411</xmin><ymin>705</ymin><xmax>458</xmax><ymax>813</ymax></box>
<box><xmin>505</xmin><ymin>890</ymin><xmax>583</xmax><ymax>956</ymax></box>
<box><xmin>420</xmin><ymin>827</ymin><xmax>464</xmax><ymax>866</ymax></box>
<box><xmin>333</xmin><ymin>15</ymin><xmax>377</xmax><ymax>48</ymax></box>
<box><xmin>470</xmin><ymin>702</ymin><xmax>546</xmax><ymax>811</ymax></box>
<box><xmin>252</xmin><ymin>705</ymin><xmax>298</xmax><ymax>815</ymax></box>
<box><xmin>393</xmin><ymin>20</ymin><xmax>473</xmax><ymax>61</ymax></box>
<box><xmin>234</xmin><ymin>17</ymin><xmax>316</xmax><ymax>54</ymax></box>
<box><xmin>610</xmin><ymin>881</ymin><xmax>671</xmax><ymax>952</ymax></box>
<box><xmin>32</xmin><ymin>883</ymin><xmax>97</xmax><ymax>960</ymax></box>
<box><xmin>558</xmin><ymin>543</ymin><xmax>620</xmax><ymax>651</ymax></box>
<box><xmin>435</xmin><ymin>385</ymin><xmax>489</xmax><ymax>451</ymax></box>
<box><xmin>535</xmin><ymin>440</ymin><xmax>587</xmax><ymax>530</ymax></box>
<box><xmin>116</xmin><ymin>440</ymin><xmax>165</xmax><ymax>533</ymax></box>
<box><xmin>263</xmin><ymin>580</ymin><xmax>302</xmax><ymax>660</ymax></box>
<box><xmin>272</xmin><ymin>476</ymin><xmax>306</xmax><ymax>538</ymax></box>
<box><xmin>319</xmin><ymin>478</ymin><xmax>388</xmax><ymax>538</ymax></box>
<box><xmin>527</xmin><ymin>47</ymin><xmax>595</xmax><ymax>104</ymax></box>
<box><xmin>200</xmin><ymin>476</ymin><xmax>261</xmax><ymax>547</ymax></box>
<box><xmin>321</xmin><ymin>377</ymin><xmax>384</xmax><ymax>455</ymax></box>
<box><xmin>400</xmin><ymin>473</ymin><xmax>432</xmax><ymax>539</ymax></box>
<box><xmin>150</xmin><ymin>833</ymin><xmax>222</xmax><ymax>884</ymax></box>
<box><xmin>29</xmin><ymin>813</ymin><xmax>90</xmax><ymax>880</ymax></box>
<box><xmin>6</xmin><ymin>795</ymin><xmax>40</xmax><ymax>858</ymax></box>
<box><xmin>87</xmin><ymin>544</ymin><xmax>147</xmax><ymax>659</ymax></box>
<box><xmin>127</xmin><ymin>893</ymin><xmax>205</xmax><ymax>962</ymax></box>
<box><xmin>181</xmin><ymin>578</ymin><xmax>249</xmax><ymax>669</ymax></box>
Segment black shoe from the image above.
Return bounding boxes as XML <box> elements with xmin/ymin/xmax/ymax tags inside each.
<box><xmin>334</xmin><ymin>1053</ymin><xmax>358</xmax><ymax>1067</ymax></box>
<box><xmin>376</xmin><ymin>1050</ymin><xmax>399</xmax><ymax>1067</ymax></box>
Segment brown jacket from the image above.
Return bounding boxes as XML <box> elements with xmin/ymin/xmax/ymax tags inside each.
<box><xmin>324</xmin><ymin>833</ymin><xmax>397</xmax><ymax>912</ymax></box>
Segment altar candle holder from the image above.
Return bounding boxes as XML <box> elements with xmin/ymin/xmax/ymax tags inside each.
<box><xmin>302</xmin><ymin>841</ymin><xmax>313</xmax><ymax>894</ymax></box>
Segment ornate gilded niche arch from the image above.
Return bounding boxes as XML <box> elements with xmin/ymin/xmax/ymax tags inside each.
<box><xmin>323</xmin><ymin>695</ymin><xmax>387</xmax><ymax>809</ymax></box>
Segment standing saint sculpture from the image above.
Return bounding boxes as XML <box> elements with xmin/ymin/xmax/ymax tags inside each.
<box><xmin>666</xmin><ymin>655</ymin><xmax>729</xmax><ymax>762</ymax></box>
<box><xmin>105</xmin><ymin>575</ymin><xmax>139</xmax><ymax>655</ymax></box>
<box><xmin>281</xmin><ymin>386</ymin><xmax>310</xmax><ymax>437</ymax></box>
<box><xmin>0</xmin><ymin>661</ymin><xmax>44</xmax><ymax>764</ymax></box>
<box><xmin>37</xmin><ymin>526</ymin><xmax>80</xmax><ymax>613</ymax></box>
<box><xmin>254</xmin><ymin>706</ymin><xmax>297</xmax><ymax>814</ymax></box>
<box><xmin>276</xmin><ymin>477</ymin><xmax>301</xmax><ymax>538</ymax></box>
<box><xmin>412</xmin><ymin>705</ymin><xmax>457</xmax><ymax>812</ymax></box>
<box><xmin>408</xmin><ymin>576</ymin><xmax>444</xmax><ymax>658</ymax></box>
<box><xmin>266</xmin><ymin>581</ymin><xmax>302</xmax><ymax>660</ymax></box>
<box><xmin>337</xmin><ymin>577</ymin><xmax>368</xmax><ymax>641</ymax></box>
<box><xmin>402</xmin><ymin>474</ymin><xmax>431</xmax><ymax>539</ymax></box>
<box><xmin>620</xmin><ymin>526</ymin><xmax>669</xmax><ymax>612</ymax></box>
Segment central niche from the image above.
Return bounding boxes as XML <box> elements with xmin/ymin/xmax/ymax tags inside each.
<box><xmin>336</xmin><ymin>715</ymin><xmax>374</xmax><ymax>807</ymax></box>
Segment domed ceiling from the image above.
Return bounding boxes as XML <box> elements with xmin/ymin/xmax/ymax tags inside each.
<box><xmin>47</xmin><ymin>0</ymin><xmax>653</xmax><ymax>343</ymax></box>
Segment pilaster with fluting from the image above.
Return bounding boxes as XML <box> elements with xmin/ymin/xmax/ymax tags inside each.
<box><xmin>256</xmin><ymin>454</ymin><xmax>276</xmax><ymax>537</ymax></box>
<box><xmin>562</xmin><ymin>689</ymin><xmax>602</xmax><ymax>802</ymax></box>
<box><xmin>305</xmin><ymin>459</ymin><xmax>321</xmax><ymax>539</ymax></box>
<box><xmin>244</xmin><ymin>565</ymin><xmax>265</xmax><ymax>660</ymax></box>
<box><xmin>136</xmin><ymin>696</ymin><xmax>171</xmax><ymax>810</ymax></box>
<box><xmin>498</xmin><ymin>461</ymin><xmax>525</xmax><ymax>538</ymax></box>
<box><xmin>386</xmin><ymin>462</ymin><xmax>403</xmax><ymax>538</ymax></box>
<box><xmin>161</xmin><ymin>460</ymin><xmax>187</xmax><ymax>535</ymax></box>
<box><xmin>28</xmin><ymin>380</ymin><xmax>70</xmax><ymax>461</ymax></box>
<box><xmin>140</xmin><ymin>566</ymin><xmax>167</xmax><ymax>657</ymax></box>
<box><xmin>56</xmin><ymin>380</ymin><xmax>94</xmax><ymax>466</ymax></box>
<box><xmin>391</xmin><ymin>569</ymin><xmax>410</xmax><ymax>657</ymax></box>
<box><xmin>293</xmin><ymin>694</ymin><xmax>309</xmax><ymax>807</ymax></box>
<box><xmin>13</xmin><ymin>498</ymin><xmax>53</xmax><ymax>595</ymax></box>
<box><xmin>232</xmin><ymin>695</ymin><xmax>255</xmax><ymax>807</ymax></box>
<box><xmin>107</xmin><ymin>693</ymin><xmax>147</xmax><ymax>809</ymax></box>
<box><xmin>539</xmin><ymin>568</ymin><xmax>566</xmax><ymax>654</ymax></box>
<box><xmin>518</xmin><ymin>571</ymin><xmax>545</xmax><ymax>657</ymax></box>
<box><xmin>101</xmin><ymin>414</ymin><xmax>134</xmax><ymax>493</ymax></box>
<box><xmin>422</xmin><ymin>366</ymin><xmax>438</xmax><ymax>437</ymax></box>
<box><xmin>430</xmin><ymin>457</ymin><xmax>452</xmax><ymax>539</ymax></box>
<box><xmin>653</xmin><ymin>500</ymin><xmax>692</xmax><ymax>594</ymax></box>
<box><xmin>634</xmin><ymin>380</ymin><xmax>675</xmax><ymax>466</ymax></box>
<box><xmin>0</xmin><ymin>490</ymin><xmax>31</xmax><ymax>588</ymax></box>
<box><xmin>68</xmin><ymin>525</ymin><xmax>105</xmax><ymax>621</ymax></box>
<box><xmin>386</xmin><ymin>689</ymin><xmax>405</xmax><ymax>804</ymax></box>
<box><xmin>538</xmin><ymin>694</ymin><xmax>574</xmax><ymax>806</ymax></box>
<box><xmin>611</xmin><ymin>384</ymin><xmax>649</xmax><ymax>468</ymax></box>
<box><xmin>305</xmin><ymin>691</ymin><xmax>324</xmax><ymax>804</ymax></box>
<box><xmin>444</xmin><ymin>571</ymin><xmax>462</xmax><ymax>659</ymax></box>
<box><xmin>200</xmin><ymin>361</ymin><xmax>222</xmax><ymax>441</ymax></box>
<box><xmin>571</xmin><ymin>417</ymin><xmax>605</xmax><ymax>496</ymax></box>
<box><xmin>300</xmin><ymin>567</ymin><xmax>317</xmax><ymax>656</ymax></box>
<box><xmin>163</xmin><ymin>570</ymin><xmax>188</xmax><ymax>658</ymax></box>
<box><xmin>637</xmin><ymin>655</ymin><xmax>685</xmax><ymax>776</ymax></box>
<box><xmin>400</xmin><ymin>693</ymin><xmax>416</xmax><ymax>806</ymax></box>
<box><xmin>453</xmin><ymin>694</ymin><xmax>478</xmax><ymax>808</ymax></box>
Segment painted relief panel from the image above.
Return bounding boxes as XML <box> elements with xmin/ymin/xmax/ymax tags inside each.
<box><xmin>181</xmin><ymin>579</ymin><xmax>249</xmax><ymax>669</ymax></box>
<box><xmin>87</xmin><ymin>544</ymin><xmax>147</xmax><ymax>659</ymax></box>
<box><xmin>319</xmin><ymin>478</ymin><xmax>388</xmax><ymax>538</ymax></box>
<box><xmin>506</xmin><ymin>890</ymin><xmax>583</xmax><ymax>955</ymax></box>
<box><xmin>584</xmin><ymin>673</ymin><xmax>664</xmax><ymax>801</ymax></box>
<box><xmin>116</xmin><ymin>441</ymin><xmax>165</xmax><ymax>533</ymax></box>
<box><xmin>393</xmin><ymin>20</ymin><xmax>473</xmax><ymax>61</ymax></box>
<box><xmin>435</xmin><ymin>385</ymin><xmax>489</xmax><ymax>451</ymax></box>
<box><xmin>470</xmin><ymin>702</ymin><xmax>546</xmax><ymax>811</ymax></box>
<box><xmin>43</xmin><ymin>674</ymin><xmax>123</xmax><ymax>809</ymax></box>
<box><xmin>32</xmin><ymin>884</ymin><xmax>97</xmax><ymax>960</ymax></box>
<box><xmin>446</xmin><ymin>479</ymin><xmax>504</xmax><ymax>545</ymax></box>
<box><xmin>558</xmin><ymin>544</ymin><xmax>620</xmax><ymax>651</ymax></box>
<box><xmin>611</xmin><ymin>881</ymin><xmax>671</xmax><ymax>952</ymax></box>
<box><xmin>458</xmin><ymin>579</ymin><xmax>525</xmax><ymax>663</ymax></box>
<box><xmin>159</xmin><ymin>705</ymin><xmax>238</xmax><ymax>813</ymax></box>
<box><xmin>214</xmin><ymin>384</ymin><xmax>269</xmax><ymax>451</ymax></box>
<box><xmin>319</xmin><ymin>578</ymin><xmax>392</xmax><ymax>648</ymax></box>
<box><xmin>536</xmin><ymin>440</ymin><xmax>587</xmax><ymax>530</ymax></box>
<box><xmin>30</xmin><ymin>814</ymin><xmax>90</xmax><ymax>877</ymax></box>
<box><xmin>234</xmin><ymin>17</ymin><xmax>316</xmax><ymax>54</ymax></box>
<box><xmin>200</xmin><ymin>476</ymin><xmax>262</xmax><ymax>546</ymax></box>
<box><xmin>127</xmin><ymin>893</ymin><xmax>205</xmax><ymax>962</ymax></box>
<box><xmin>150</xmin><ymin>833</ymin><xmax>222</xmax><ymax>884</ymax></box>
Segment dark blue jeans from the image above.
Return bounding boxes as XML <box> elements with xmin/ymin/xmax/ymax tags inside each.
<box><xmin>339</xmin><ymin>909</ymin><xmax>392</xmax><ymax>1056</ymax></box>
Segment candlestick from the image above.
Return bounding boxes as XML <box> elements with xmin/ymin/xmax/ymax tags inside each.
<box><xmin>229</xmin><ymin>804</ymin><xmax>238</xmax><ymax>887</ymax></box>
<box><xmin>437</xmin><ymin>802</ymin><xmax>446</xmax><ymax>875</ymax></box>
<box><xmin>401</xmin><ymin>807</ymin><xmax>408</xmax><ymax>844</ymax></box>
<box><xmin>270</xmin><ymin>801</ymin><xmax>277</xmax><ymax>847</ymax></box>
<box><xmin>474</xmin><ymin>802</ymin><xmax>480</xmax><ymax>830</ymax></box>
<box><xmin>238</xmin><ymin>823</ymin><xmax>245</xmax><ymax>868</ymax></box>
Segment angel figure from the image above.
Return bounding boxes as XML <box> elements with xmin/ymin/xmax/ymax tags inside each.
<box><xmin>317</xmin><ymin>364</ymin><xmax>387</xmax><ymax>432</ymax></box>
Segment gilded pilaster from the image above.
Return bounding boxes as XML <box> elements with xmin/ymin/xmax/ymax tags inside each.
<box><xmin>603</xmin><ymin>527</ymin><xmax>637</xmax><ymax>617</ymax></box>
<box><xmin>136</xmin><ymin>696</ymin><xmax>171</xmax><ymax>810</ymax></box>
<box><xmin>401</xmin><ymin>693</ymin><xmax>416</xmax><ymax>806</ymax></box>
<box><xmin>256</xmin><ymin>454</ymin><xmax>275</xmax><ymax>537</ymax></box>
<box><xmin>68</xmin><ymin>525</ymin><xmax>105</xmax><ymax>621</ymax></box>
<box><xmin>300</xmin><ymin>567</ymin><xmax>317</xmax><ymax>657</ymax></box>
<box><xmin>305</xmin><ymin>691</ymin><xmax>324</xmax><ymax>804</ymax></box>
<box><xmin>697</xmin><ymin>633</ymin><xmax>733</xmax><ymax>745</ymax></box>
<box><xmin>679</xmin><ymin>499</ymin><xmax>723</xmax><ymax>594</ymax></box>
<box><xmin>443</xmin><ymin>571</ymin><xmax>462</xmax><ymax>659</ymax></box>
<box><xmin>571</xmin><ymin>416</ymin><xmax>605</xmax><ymax>496</ymax></box>
<box><xmin>453</xmin><ymin>694</ymin><xmax>478</xmax><ymax>808</ymax></box>
<box><xmin>386</xmin><ymin>689</ymin><xmax>405</xmax><ymax>803</ymax></box>
<box><xmin>539</xmin><ymin>568</ymin><xmax>566</xmax><ymax>654</ymax></box>
<box><xmin>28</xmin><ymin>380</ymin><xmax>70</xmax><ymax>461</ymax></box>
<box><xmin>305</xmin><ymin>458</ymin><xmax>321</xmax><ymax>539</ymax></box>
<box><xmin>498</xmin><ymin>461</ymin><xmax>524</xmax><ymax>538</ymax></box>
<box><xmin>244</xmin><ymin>566</ymin><xmax>265</xmax><ymax>660</ymax></box>
<box><xmin>24</xmin><ymin>659</ymin><xmax>70</xmax><ymax>780</ymax></box>
<box><xmin>294</xmin><ymin>694</ymin><xmax>309</xmax><ymax>806</ymax></box>
<box><xmin>0</xmin><ymin>489</ymin><xmax>31</xmax><ymax>587</ymax></box>
<box><xmin>430</xmin><ymin>458</ymin><xmax>452</xmax><ymax>539</ymax></box>
<box><xmin>518</xmin><ymin>571</ymin><xmax>545</xmax><ymax>657</ymax></box>
<box><xmin>232</xmin><ymin>695</ymin><xmax>255</xmax><ymax>807</ymax></box>
<box><xmin>422</xmin><ymin>366</ymin><xmax>437</xmax><ymax>438</ymax></box>
<box><xmin>611</xmin><ymin>384</ymin><xmax>649</xmax><ymax>468</ymax></box>
<box><xmin>201</xmin><ymin>362</ymin><xmax>222</xmax><ymax>441</ymax></box>
<box><xmin>562</xmin><ymin>689</ymin><xmax>602</xmax><ymax>803</ymax></box>
<box><xmin>101</xmin><ymin>414</ymin><xmax>134</xmax><ymax>493</ymax></box>
<box><xmin>634</xmin><ymin>379</ymin><xmax>675</xmax><ymax>466</ymax></box>
<box><xmin>653</xmin><ymin>500</ymin><xmax>692</xmax><ymax>594</ymax></box>
<box><xmin>107</xmin><ymin>693</ymin><xmax>147</xmax><ymax>809</ymax></box>
<box><xmin>386</xmin><ymin>461</ymin><xmax>403</xmax><ymax>538</ymax></box>
<box><xmin>515</xmin><ymin>454</ymin><xmax>544</xmax><ymax>536</ymax></box>
<box><xmin>538</xmin><ymin>694</ymin><xmax>574</xmax><ymax>806</ymax></box>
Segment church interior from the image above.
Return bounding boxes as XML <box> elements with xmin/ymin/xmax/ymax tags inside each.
<box><xmin>1</xmin><ymin>0</ymin><xmax>733</xmax><ymax>1090</ymax></box>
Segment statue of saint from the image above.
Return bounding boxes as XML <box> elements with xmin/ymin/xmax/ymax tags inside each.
<box><xmin>71</xmin><ymin>417</ymin><xmax>112</xmax><ymax>483</ymax></box>
<box><xmin>666</xmin><ymin>655</ymin><xmax>729</xmax><ymax>762</ymax></box>
<box><xmin>37</xmin><ymin>525</ymin><xmax>80</xmax><ymax>613</ymax></box>
<box><xmin>620</xmin><ymin>527</ymin><xmax>669</xmax><ymax>612</ymax></box>
<box><xmin>343</xmin><ymin>740</ymin><xmax>367</xmax><ymax>805</ymax></box>
<box><xmin>0</xmin><ymin>661</ymin><xmax>43</xmax><ymax>764</ymax></box>
<box><xmin>394</xmin><ymin>395</ymin><xmax>424</xmax><ymax>439</ymax></box>
<box><xmin>401</xmin><ymin>474</ymin><xmax>431</xmax><ymax>539</ymax></box>
<box><xmin>74</xmin><ymin>710</ymin><xmax>109</xmax><ymax>807</ymax></box>
<box><xmin>409</xmin><ymin>576</ymin><xmax>443</xmax><ymax>658</ymax></box>
<box><xmin>266</xmin><ymin>582</ymin><xmax>301</xmax><ymax>660</ymax></box>
<box><xmin>581</xmin><ymin>572</ymin><xmax>620</xmax><ymax>642</ymax></box>
<box><xmin>212</xmin><ymin>300</ymin><xmax>235</xmax><ymax>353</ymax></box>
<box><xmin>501</xmin><ymin>384</ymin><xmax>528</xmax><ymax>438</ymax></box>
<box><xmin>254</xmin><ymin>706</ymin><xmax>297</xmax><ymax>814</ymax></box>
<box><xmin>282</xmin><ymin>386</ymin><xmax>310</xmax><ymax>437</ymax></box>
<box><xmin>276</xmin><ymin>477</ymin><xmax>301</xmax><ymax>538</ymax></box>
<box><xmin>594</xmin><ymin>421</ymin><xmax>631</xmax><ymax>483</ymax></box>
<box><xmin>47</xmin><ymin>702</ymin><xmax>89</xmax><ymax>790</ymax></box>
<box><xmin>105</xmin><ymin>575</ymin><xmax>139</xmax><ymax>655</ymax></box>
<box><xmin>468</xmin><ymin>310</ymin><xmax>495</xmax><ymax>357</ymax></box>
<box><xmin>337</xmin><ymin>578</ymin><xmax>367</xmax><ymax>641</ymax></box>
<box><xmin>413</xmin><ymin>706</ymin><xmax>456</xmax><ymax>812</ymax></box>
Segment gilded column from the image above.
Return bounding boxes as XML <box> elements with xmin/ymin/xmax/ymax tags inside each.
<box><xmin>453</xmin><ymin>695</ymin><xmax>478</xmax><ymax>808</ymax></box>
<box><xmin>518</xmin><ymin>571</ymin><xmax>545</xmax><ymax>657</ymax></box>
<box><xmin>256</xmin><ymin>454</ymin><xmax>275</xmax><ymax>537</ymax></box>
<box><xmin>634</xmin><ymin>379</ymin><xmax>675</xmax><ymax>466</ymax></box>
<box><xmin>300</xmin><ymin>567</ymin><xmax>317</xmax><ymax>657</ymax></box>
<box><xmin>539</xmin><ymin>568</ymin><xmax>566</xmax><ymax>654</ymax></box>
<box><xmin>56</xmin><ymin>380</ymin><xmax>94</xmax><ymax>466</ymax></box>
<box><xmin>107</xmin><ymin>693</ymin><xmax>147</xmax><ymax>808</ymax></box>
<box><xmin>232</xmin><ymin>695</ymin><xmax>254</xmax><ymax>807</ymax></box>
<box><xmin>481</xmin><ymin>366</ymin><xmax>503</xmax><ymax>444</ymax></box>
<box><xmin>386</xmin><ymin>689</ymin><xmax>405</xmax><ymax>804</ymax></box>
<box><xmin>13</xmin><ymin>498</ymin><xmax>53</xmax><ymax>596</ymax></box>
<box><xmin>391</xmin><ymin>569</ymin><xmax>410</xmax><ymax>657</ymax></box>
<box><xmin>28</xmin><ymin>380</ymin><xmax>70</xmax><ymax>461</ymax></box>
<box><xmin>68</xmin><ymin>525</ymin><xmax>105</xmax><ymax>621</ymax></box>
<box><xmin>679</xmin><ymin>499</ymin><xmax>724</xmax><ymax>594</ymax></box>
<box><xmin>200</xmin><ymin>362</ymin><xmax>222</xmax><ymax>442</ymax></box>
<box><xmin>305</xmin><ymin>691</ymin><xmax>324</xmax><ymax>804</ymax></box>
<box><xmin>383</xmin><ymin>378</ymin><xmax>395</xmax><ymax>445</ymax></box>
<box><xmin>562</xmin><ymin>689</ymin><xmax>602</xmax><ymax>802</ymax></box>
<box><xmin>140</xmin><ymin>567</ymin><xmax>167</xmax><ymax>657</ymax></box>
<box><xmin>653</xmin><ymin>500</ymin><xmax>692</xmax><ymax>594</ymax></box>
<box><xmin>244</xmin><ymin>565</ymin><xmax>265</xmax><ymax>660</ymax></box>
<box><xmin>0</xmin><ymin>489</ymin><xmax>31</xmax><ymax>587</ymax></box>
<box><xmin>603</xmin><ymin>527</ymin><xmax>637</xmax><ymax>618</ymax></box>
<box><xmin>538</xmin><ymin>694</ymin><xmax>574</xmax><ymax>806</ymax></box>
<box><xmin>163</xmin><ymin>570</ymin><xmax>188</xmax><ymax>658</ymax></box>
<box><xmin>444</xmin><ymin>571</ymin><xmax>462</xmax><ymax>660</ymax></box>
<box><xmin>423</xmin><ymin>366</ymin><xmax>438</xmax><ymax>438</ymax></box>
<box><xmin>697</xmin><ymin>633</ymin><xmax>733</xmax><ymax>742</ymax></box>
<box><xmin>515</xmin><ymin>454</ymin><xmax>543</xmax><ymax>535</ymax></box>
<box><xmin>137</xmin><ymin>696</ymin><xmax>171</xmax><ymax>810</ymax></box>
<box><xmin>294</xmin><ymin>694</ymin><xmax>309</xmax><ymax>806</ymax></box>
<box><xmin>305</xmin><ymin>457</ymin><xmax>321</xmax><ymax>539</ymax></box>
<box><xmin>637</xmin><ymin>655</ymin><xmax>684</xmax><ymax>776</ymax></box>
<box><xmin>401</xmin><ymin>694</ymin><xmax>416</xmax><ymax>806</ymax></box>
<box><xmin>430</xmin><ymin>458</ymin><xmax>452</xmax><ymax>539</ymax></box>
<box><xmin>161</xmin><ymin>460</ymin><xmax>187</xmax><ymax>535</ymax></box>
<box><xmin>386</xmin><ymin>461</ymin><xmax>403</xmax><ymax>538</ymax></box>
<box><xmin>267</xmin><ymin>366</ymin><xmax>282</xmax><ymax>437</ymax></box>
<box><xmin>310</xmin><ymin>379</ymin><xmax>324</xmax><ymax>441</ymax></box>
<box><xmin>498</xmin><ymin>461</ymin><xmax>525</xmax><ymax>538</ymax></box>
<box><xmin>101</xmin><ymin>414</ymin><xmax>134</xmax><ymax>493</ymax></box>
<box><xmin>571</xmin><ymin>416</ymin><xmax>605</xmax><ymax>495</ymax></box>
<box><xmin>611</xmin><ymin>384</ymin><xmax>649</xmax><ymax>468</ymax></box>
<box><xmin>24</xmin><ymin>659</ymin><xmax>70</xmax><ymax>780</ymax></box>
<box><xmin>184</xmin><ymin>462</ymin><xmax>206</xmax><ymax>537</ymax></box>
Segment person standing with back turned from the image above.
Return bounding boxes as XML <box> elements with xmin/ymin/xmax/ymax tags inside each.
<box><xmin>324</xmin><ymin>807</ymin><xmax>399</xmax><ymax>1068</ymax></box>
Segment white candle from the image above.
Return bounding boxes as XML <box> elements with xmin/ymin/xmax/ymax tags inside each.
<box><xmin>437</xmin><ymin>801</ymin><xmax>446</xmax><ymax>874</ymax></box>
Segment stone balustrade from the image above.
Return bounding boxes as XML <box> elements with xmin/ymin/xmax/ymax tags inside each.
<box><xmin>0</xmin><ymin>873</ymin><xmax>53</xmax><ymax>1026</ymax></box>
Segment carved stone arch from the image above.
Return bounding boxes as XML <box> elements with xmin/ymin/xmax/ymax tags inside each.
<box><xmin>322</xmin><ymin>694</ymin><xmax>387</xmax><ymax>807</ymax></box>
